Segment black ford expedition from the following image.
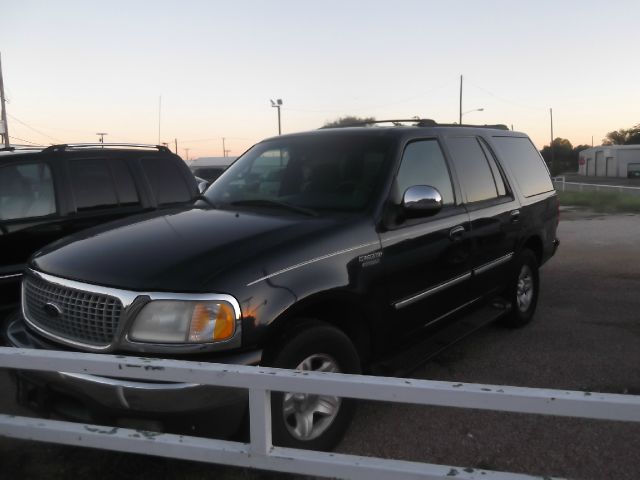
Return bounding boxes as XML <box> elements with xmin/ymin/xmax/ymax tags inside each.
<box><xmin>0</xmin><ymin>144</ymin><xmax>199</xmax><ymax>317</ymax></box>
<box><xmin>4</xmin><ymin>121</ymin><xmax>559</xmax><ymax>451</ymax></box>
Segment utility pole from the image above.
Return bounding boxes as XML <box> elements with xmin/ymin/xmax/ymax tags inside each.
<box><xmin>184</xmin><ymin>148</ymin><xmax>190</xmax><ymax>161</ymax></box>
<box><xmin>158</xmin><ymin>96</ymin><xmax>162</xmax><ymax>145</ymax></box>
<box><xmin>549</xmin><ymin>108</ymin><xmax>555</xmax><ymax>175</ymax></box>
<box><xmin>175</xmin><ymin>138</ymin><xmax>178</xmax><ymax>154</ymax></box>
<box><xmin>459</xmin><ymin>75</ymin><xmax>463</xmax><ymax>125</ymax></box>
<box><xmin>0</xmin><ymin>52</ymin><xmax>10</xmax><ymax>149</ymax></box>
<box><xmin>96</xmin><ymin>132</ymin><xmax>108</xmax><ymax>145</ymax></box>
<box><xmin>222</xmin><ymin>137</ymin><xmax>226</xmax><ymax>157</ymax></box>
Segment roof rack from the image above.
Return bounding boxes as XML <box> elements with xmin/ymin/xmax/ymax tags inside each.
<box><xmin>41</xmin><ymin>143</ymin><xmax>172</xmax><ymax>153</ymax></box>
<box><xmin>436</xmin><ymin>123</ymin><xmax>510</xmax><ymax>131</ymax></box>
<box><xmin>0</xmin><ymin>145</ymin><xmax>46</xmax><ymax>152</ymax></box>
<box><xmin>321</xmin><ymin>119</ymin><xmax>437</xmax><ymax>128</ymax></box>
<box><xmin>321</xmin><ymin>119</ymin><xmax>510</xmax><ymax>131</ymax></box>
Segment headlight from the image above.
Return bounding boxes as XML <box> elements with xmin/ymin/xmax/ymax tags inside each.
<box><xmin>129</xmin><ymin>300</ymin><xmax>237</xmax><ymax>343</ymax></box>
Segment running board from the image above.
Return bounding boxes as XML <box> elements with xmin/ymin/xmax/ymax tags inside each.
<box><xmin>371</xmin><ymin>299</ymin><xmax>512</xmax><ymax>377</ymax></box>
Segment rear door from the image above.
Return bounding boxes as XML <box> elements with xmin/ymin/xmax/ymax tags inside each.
<box><xmin>63</xmin><ymin>157</ymin><xmax>146</xmax><ymax>232</ymax></box>
<box><xmin>379</xmin><ymin>138</ymin><xmax>473</xmax><ymax>342</ymax></box>
<box><xmin>443</xmin><ymin>136</ymin><xmax>521</xmax><ymax>298</ymax></box>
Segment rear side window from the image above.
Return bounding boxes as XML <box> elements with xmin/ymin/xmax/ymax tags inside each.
<box><xmin>0</xmin><ymin>162</ymin><xmax>56</xmax><ymax>220</ymax></box>
<box><xmin>478</xmin><ymin>139</ymin><xmax>507</xmax><ymax>196</ymax></box>
<box><xmin>69</xmin><ymin>159</ymin><xmax>119</xmax><ymax>211</ymax></box>
<box><xmin>446</xmin><ymin>137</ymin><xmax>499</xmax><ymax>203</ymax></box>
<box><xmin>141</xmin><ymin>156</ymin><xmax>193</xmax><ymax>205</ymax></box>
<box><xmin>110</xmin><ymin>159</ymin><xmax>140</xmax><ymax>206</ymax></box>
<box><xmin>491</xmin><ymin>136</ymin><xmax>554</xmax><ymax>197</ymax></box>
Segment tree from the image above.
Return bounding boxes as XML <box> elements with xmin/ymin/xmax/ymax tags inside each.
<box><xmin>540</xmin><ymin>138</ymin><xmax>588</xmax><ymax>175</ymax></box>
<box><xmin>603</xmin><ymin>123</ymin><xmax>640</xmax><ymax>145</ymax></box>
<box><xmin>323</xmin><ymin>116</ymin><xmax>376</xmax><ymax>128</ymax></box>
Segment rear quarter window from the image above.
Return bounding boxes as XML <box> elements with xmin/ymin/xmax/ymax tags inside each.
<box><xmin>141</xmin><ymin>156</ymin><xmax>194</xmax><ymax>205</ymax></box>
<box><xmin>491</xmin><ymin>136</ymin><xmax>554</xmax><ymax>198</ymax></box>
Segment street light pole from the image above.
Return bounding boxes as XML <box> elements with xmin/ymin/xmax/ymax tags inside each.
<box><xmin>550</xmin><ymin>107</ymin><xmax>555</xmax><ymax>175</ymax></box>
<box><xmin>270</xmin><ymin>99</ymin><xmax>283</xmax><ymax>135</ymax></box>
<box><xmin>459</xmin><ymin>75</ymin><xmax>463</xmax><ymax>125</ymax></box>
<box><xmin>460</xmin><ymin>108</ymin><xmax>484</xmax><ymax>123</ymax></box>
<box><xmin>96</xmin><ymin>132</ymin><xmax>108</xmax><ymax>146</ymax></box>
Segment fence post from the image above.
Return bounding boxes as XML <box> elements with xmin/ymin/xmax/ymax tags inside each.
<box><xmin>249</xmin><ymin>388</ymin><xmax>273</xmax><ymax>456</ymax></box>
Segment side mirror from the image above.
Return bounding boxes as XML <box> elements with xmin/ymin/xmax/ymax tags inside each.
<box><xmin>402</xmin><ymin>185</ymin><xmax>443</xmax><ymax>217</ymax></box>
<box><xmin>196</xmin><ymin>179</ymin><xmax>209</xmax><ymax>194</ymax></box>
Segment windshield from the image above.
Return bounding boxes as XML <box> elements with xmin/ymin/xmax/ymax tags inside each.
<box><xmin>204</xmin><ymin>134</ymin><xmax>394</xmax><ymax>212</ymax></box>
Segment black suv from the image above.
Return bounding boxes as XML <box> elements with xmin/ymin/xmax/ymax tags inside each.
<box><xmin>4</xmin><ymin>122</ymin><xmax>559</xmax><ymax>450</ymax></box>
<box><xmin>0</xmin><ymin>144</ymin><xmax>199</xmax><ymax>316</ymax></box>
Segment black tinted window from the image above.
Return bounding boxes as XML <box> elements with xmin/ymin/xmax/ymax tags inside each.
<box><xmin>491</xmin><ymin>136</ymin><xmax>554</xmax><ymax>197</ymax></box>
<box><xmin>0</xmin><ymin>163</ymin><xmax>56</xmax><ymax>220</ymax></box>
<box><xmin>396</xmin><ymin>140</ymin><xmax>454</xmax><ymax>205</ymax></box>
<box><xmin>141</xmin><ymin>156</ymin><xmax>192</xmax><ymax>205</ymax></box>
<box><xmin>69</xmin><ymin>159</ymin><xmax>118</xmax><ymax>210</ymax></box>
<box><xmin>479</xmin><ymin>139</ymin><xmax>507</xmax><ymax>196</ymax></box>
<box><xmin>446</xmin><ymin>137</ymin><xmax>498</xmax><ymax>203</ymax></box>
<box><xmin>111</xmin><ymin>159</ymin><xmax>140</xmax><ymax>206</ymax></box>
<box><xmin>205</xmin><ymin>135</ymin><xmax>392</xmax><ymax>212</ymax></box>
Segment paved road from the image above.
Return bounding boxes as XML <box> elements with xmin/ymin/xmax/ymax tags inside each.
<box><xmin>338</xmin><ymin>209</ymin><xmax>640</xmax><ymax>479</ymax></box>
<box><xmin>1</xmin><ymin>209</ymin><xmax>639</xmax><ymax>479</ymax></box>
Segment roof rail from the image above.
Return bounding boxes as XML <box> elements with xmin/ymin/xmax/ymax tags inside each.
<box><xmin>436</xmin><ymin>123</ymin><xmax>510</xmax><ymax>131</ymax></box>
<box><xmin>41</xmin><ymin>143</ymin><xmax>172</xmax><ymax>153</ymax></box>
<box><xmin>0</xmin><ymin>145</ymin><xmax>46</xmax><ymax>152</ymax></box>
<box><xmin>321</xmin><ymin>119</ymin><xmax>510</xmax><ymax>130</ymax></box>
<box><xmin>321</xmin><ymin>119</ymin><xmax>437</xmax><ymax>129</ymax></box>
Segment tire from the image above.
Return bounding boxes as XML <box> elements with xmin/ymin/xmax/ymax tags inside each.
<box><xmin>264</xmin><ymin>321</ymin><xmax>361</xmax><ymax>451</ymax></box>
<box><xmin>500</xmin><ymin>249</ymin><xmax>539</xmax><ymax>328</ymax></box>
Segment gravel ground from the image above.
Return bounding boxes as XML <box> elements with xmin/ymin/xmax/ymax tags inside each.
<box><xmin>1</xmin><ymin>208</ymin><xmax>639</xmax><ymax>479</ymax></box>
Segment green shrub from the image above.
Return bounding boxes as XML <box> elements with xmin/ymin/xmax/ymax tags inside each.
<box><xmin>558</xmin><ymin>191</ymin><xmax>640</xmax><ymax>213</ymax></box>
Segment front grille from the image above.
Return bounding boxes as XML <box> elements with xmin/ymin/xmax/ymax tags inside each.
<box><xmin>23</xmin><ymin>274</ymin><xmax>123</xmax><ymax>346</ymax></box>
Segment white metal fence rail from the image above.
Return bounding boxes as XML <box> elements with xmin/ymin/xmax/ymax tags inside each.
<box><xmin>553</xmin><ymin>176</ymin><xmax>640</xmax><ymax>196</ymax></box>
<box><xmin>1</xmin><ymin>347</ymin><xmax>639</xmax><ymax>480</ymax></box>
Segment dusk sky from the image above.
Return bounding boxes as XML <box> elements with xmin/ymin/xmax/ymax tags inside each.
<box><xmin>2</xmin><ymin>0</ymin><xmax>639</xmax><ymax>159</ymax></box>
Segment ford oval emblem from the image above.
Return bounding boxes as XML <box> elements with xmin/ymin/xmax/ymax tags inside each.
<box><xmin>43</xmin><ymin>302</ymin><xmax>63</xmax><ymax>318</ymax></box>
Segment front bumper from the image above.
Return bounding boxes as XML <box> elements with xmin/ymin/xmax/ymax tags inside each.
<box><xmin>5</xmin><ymin>317</ymin><xmax>261</xmax><ymax>437</ymax></box>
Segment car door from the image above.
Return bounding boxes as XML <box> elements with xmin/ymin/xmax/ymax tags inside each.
<box><xmin>378</xmin><ymin>138</ymin><xmax>473</xmax><ymax>344</ymax></box>
<box><xmin>443</xmin><ymin>135</ymin><xmax>522</xmax><ymax>298</ymax></box>
<box><xmin>0</xmin><ymin>160</ymin><xmax>61</xmax><ymax>309</ymax></box>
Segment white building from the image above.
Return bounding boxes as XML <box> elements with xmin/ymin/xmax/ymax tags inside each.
<box><xmin>578</xmin><ymin>145</ymin><xmax>640</xmax><ymax>178</ymax></box>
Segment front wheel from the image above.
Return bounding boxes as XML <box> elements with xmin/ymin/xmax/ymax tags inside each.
<box><xmin>500</xmin><ymin>249</ymin><xmax>539</xmax><ymax>328</ymax></box>
<box><xmin>264</xmin><ymin>322</ymin><xmax>361</xmax><ymax>451</ymax></box>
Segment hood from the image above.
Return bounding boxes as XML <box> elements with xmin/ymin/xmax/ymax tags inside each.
<box><xmin>31</xmin><ymin>207</ymin><xmax>342</xmax><ymax>291</ymax></box>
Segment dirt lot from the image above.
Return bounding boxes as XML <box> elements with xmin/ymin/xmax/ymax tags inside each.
<box><xmin>1</xmin><ymin>208</ymin><xmax>639</xmax><ymax>479</ymax></box>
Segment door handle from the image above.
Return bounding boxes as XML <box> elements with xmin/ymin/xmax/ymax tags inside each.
<box><xmin>449</xmin><ymin>225</ymin><xmax>465</xmax><ymax>241</ymax></box>
<box><xmin>510</xmin><ymin>209</ymin><xmax>520</xmax><ymax>222</ymax></box>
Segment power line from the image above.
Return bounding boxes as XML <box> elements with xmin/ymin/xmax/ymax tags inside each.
<box><xmin>284</xmin><ymin>81</ymin><xmax>456</xmax><ymax>114</ymax></box>
<box><xmin>8</xmin><ymin>114</ymin><xmax>62</xmax><ymax>142</ymax></box>
<box><xmin>9</xmin><ymin>135</ymin><xmax>44</xmax><ymax>146</ymax></box>
<box><xmin>180</xmin><ymin>136</ymin><xmax>254</xmax><ymax>144</ymax></box>
<box><xmin>467</xmin><ymin>81</ymin><xmax>544</xmax><ymax>111</ymax></box>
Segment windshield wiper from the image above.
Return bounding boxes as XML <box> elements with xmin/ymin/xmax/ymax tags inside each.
<box><xmin>230</xmin><ymin>199</ymin><xmax>318</xmax><ymax>217</ymax></box>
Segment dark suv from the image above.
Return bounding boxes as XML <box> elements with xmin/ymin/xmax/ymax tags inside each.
<box><xmin>0</xmin><ymin>144</ymin><xmax>199</xmax><ymax>316</ymax></box>
<box><xmin>4</xmin><ymin>122</ymin><xmax>559</xmax><ymax>451</ymax></box>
